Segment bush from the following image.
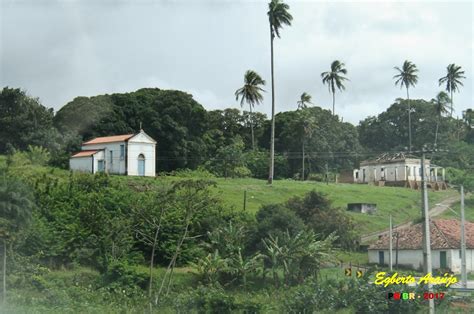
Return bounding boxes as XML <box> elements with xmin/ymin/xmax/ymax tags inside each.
<box><xmin>102</xmin><ymin>261</ymin><xmax>148</xmax><ymax>290</ymax></box>
<box><xmin>166</xmin><ymin>166</ymin><xmax>217</xmax><ymax>178</ymax></box>
<box><xmin>286</xmin><ymin>190</ymin><xmax>358</xmax><ymax>250</ymax></box>
<box><xmin>232</xmin><ymin>165</ymin><xmax>252</xmax><ymax>178</ymax></box>
<box><xmin>244</xmin><ymin>150</ymin><xmax>290</xmax><ymax>179</ymax></box>
<box><xmin>173</xmin><ymin>285</ymin><xmax>237</xmax><ymax>313</ymax></box>
<box><xmin>252</xmin><ymin>204</ymin><xmax>306</xmax><ymax>251</ymax></box>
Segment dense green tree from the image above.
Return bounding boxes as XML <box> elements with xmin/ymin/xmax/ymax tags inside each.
<box><xmin>0</xmin><ymin>175</ymin><xmax>35</xmax><ymax>305</ymax></box>
<box><xmin>235</xmin><ymin>70</ymin><xmax>266</xmax><ymax>150</ymax></box>
<box><xmin>358</xmin><ymin>99</ymin><xmax>447</xmax><ymax>153</ymax></box>
<box><xmin>0</xmin><ymin>87</ymin><xmax>57</xmax><ymax>154</ymax></box>
<box><xmin>267</xmin><ymin>0</ymin><xmax>293</xmax><ymax>185</ymax></box>
<box><xmin>286</xmin><ymin>190</ymin><xmax>356</xmax><ymax>249</ymax></box>
<box><xmin>55</xmin><ymin>88</ymin><xmax>210</xmax><ymax>172</ymax></box>
<box><xmin>393</xmin><ymin>60</ymin><xmax>418</xmax><ymax>153</ymax></box>
<box><xmin>439</xmin><ymin>64</ymin><xmax>466</xmax><ymax>117</ymax></box>
<box><xmin>268</xmin><ymin>107</ymin><xmax>361</xmax><ymax>175</ymax></box>
<box><xmin>204</xmin><ymin>136</ymin><xmax>250</xmax><ymax>178</ymax></box>
<box><xmin>321</xmin><ymin>60</ymin><xmax>349</xmax><ymax>116</ymax></box>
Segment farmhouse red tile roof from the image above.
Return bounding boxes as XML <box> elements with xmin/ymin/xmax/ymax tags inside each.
<box><xmin>369</xmin><ymin>219</ymin><xmax>474</xmax><ymax>250</ymax></box>
<box><xmin>83</xmin><ymin>134</ymin><xmax>135</xmax><ymax>145</ymax></box>
<box><xmin>71</xmin><ymin>150</ymin><xmax>101</xmax><ymax>158</ymax></box>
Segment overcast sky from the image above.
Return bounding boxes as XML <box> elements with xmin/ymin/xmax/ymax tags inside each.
<box><xmin>1</xmin><ymin>0</ymin><xmax>472</xmax><ymax>124</ymax></box>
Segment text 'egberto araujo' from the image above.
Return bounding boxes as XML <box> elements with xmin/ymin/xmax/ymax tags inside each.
<box><xmin>374</xmin><ymin>272</ymin><xmax>458</xmax><ymax>288</ymax></box>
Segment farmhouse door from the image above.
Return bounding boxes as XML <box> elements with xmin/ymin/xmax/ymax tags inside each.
<box><xmin>379</xmin><ymin>251</ymin><xmax>384</xmax><ymax>265</ymax></box>
<box><xmin>97</xmin><ymin>160</ymin><xmax>105</xmax><ymax>172</ymax></box>
<box><xmin>440</xmin><ymin>251</ymin><xmax>447</xmax><ymax>269</ymax></box>
<box><xmin>138</xmin><ymin>154</ymin><xmax>145</xmax><ymax>176</ymax></box>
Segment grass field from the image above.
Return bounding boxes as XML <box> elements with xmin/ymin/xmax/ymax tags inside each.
<box><xmin>124</xmin><ymin>175</ymin><xmax>456</xmax><ymax>235</ymax></box>
<box><xmin>1</xmin><ymin>157</ymin><xmax>457</xmax><ymax>236</ymax></box>
<box><xmin>439</xmin><ymin>194</ymin><xmax>474</xmax><ymax>221</ymax></box>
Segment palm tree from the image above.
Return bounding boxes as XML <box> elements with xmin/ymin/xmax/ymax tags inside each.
<box><xmin>321</xmin><ymin>60</ymin><xmax>349</xmax><ymax>116</ymax></box>
<box><xmin>235</xmin><ymin>70</ymin><xmax>266</xmax><ymax>150</ymax></box>
<box><xmin>431</xmin><ymin>91</ymin><xmax>451</xmax><ymax>148</ymax></box>
<box><xmin>393</xmin><ymin>60</ymin><xmax>418</xmax><ymax>153</ymax></box>
<box><xmin>267</xmin><ymin>0</ymin><xmax>292</xmax><ymax>185</ymax></box>
<box><xmin>439</xmin><ymin>64</ymin><xmax>466</xmax><ymax>117</ymax></box>
<box><xmin>297</xmin><ymin>92</ymin><xmax>312</xmax><ymax>110</ymax></box>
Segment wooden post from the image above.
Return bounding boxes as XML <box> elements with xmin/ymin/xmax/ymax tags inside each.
<box><xmin>243</xmin><ymin>190</ymin><xmax>247</xmax><ymax>211</ymax></box>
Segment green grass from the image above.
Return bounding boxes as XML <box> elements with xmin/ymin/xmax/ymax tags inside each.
<box><xmin>439</xmin><ymin>194</ymin><xmax>474</xmax><ymax>221</ymax></box>
<box><xmin>3</xmin><ymin>158</ymin><xmax>457</xmax><ymax>236</ymax></box>
<box><xmin>123</xmin><ymin>175</ymin><xmax>455</xmax><ymax>235</ymax></box>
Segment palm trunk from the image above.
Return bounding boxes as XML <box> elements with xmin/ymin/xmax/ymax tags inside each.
<box><xmin>434</xmin><ymin>119</ymin><xmax>440</xmax><ymax>148</ymax></box>
<box><xmin>249</xmin><ymin>104</ymin><xmax>255</xmax><ymax>150</ymax></box>
<box><xmin>450</xmin><ymin>90</ymin><xmax>454</xmax><ymax>117</ymax></box>
<box><xmin>332</xmin><ymin>92</ymin><xmax>335</xmax><ymax>116</ymax></box>
<box><xmin>268</xmin><ymin>26</ymin><xmax>275</xmax><ymax>185</ymax></box>
<box><xmin>407</xmin><ymin>87</ymin><xmax>412</xmax><ymax>153</ymax></box>
<box><xmin>2</xmin><ymin>239</ymin><xmax>6</xmax><ymax>306</ymax></box>
<box><xmin>302</xmin><ymin>141</ymin><xmax>305</xmax><ymax>181</ymax></box>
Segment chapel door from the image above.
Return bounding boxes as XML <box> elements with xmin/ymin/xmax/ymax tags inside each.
<box><xmin>138</xmin><ymin>154</ymin><xmax>145</xmax><ymax>176</ymax></box>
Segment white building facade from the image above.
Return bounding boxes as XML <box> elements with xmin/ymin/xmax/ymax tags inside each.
<box><xmin>69</xmin><ymin>130</ymin><xmax>156</xmax><ymax>176</ymax></box>
<box><xmin>368</xmin><ymin>219</ymin><xmax>474</xmax><ymax>273</ymax></box>
<box><xmin>368</xmin><ymin>249</ymin><xmax>474</xmax><ymax>273</ymax></box>
<box><xmin>353</xmin><ymin>152</ymin><xmax>445</xmax><ymax>185</ymax></box>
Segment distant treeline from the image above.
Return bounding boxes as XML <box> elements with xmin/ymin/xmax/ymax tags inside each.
<box><xmin>1</xmin><ymin>87</ymin><xmax>473</xmax><ymax>178</ymax></box>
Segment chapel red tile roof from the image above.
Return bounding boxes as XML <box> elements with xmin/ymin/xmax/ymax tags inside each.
<box><xmin>82</xmin><ymin>134</ymin><xmax>135</xmax><ymax>145</ymax></box>
<box><xmin>71</xmin><ymin>150</ymin><xmax>101</xmax><ymax>158</ymax></box>
<box><xmin>369</xmin><ymin>219</ymin><xmax>474</xmax><ymax>250</ymax></box>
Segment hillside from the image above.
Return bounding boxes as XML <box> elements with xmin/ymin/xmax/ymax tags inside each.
<box><xmin>123</xmin><ymin>175</ymin><xmax>456</xmax><ymax>235</ymax></box>
<box><xmin>3</xmin><ymin>157</ymin><xmax>457</xmax><ymax>236</ymax></box>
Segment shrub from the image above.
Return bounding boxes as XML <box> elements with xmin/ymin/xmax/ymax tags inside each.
<box><xmin>252</xmin><ymin>204</ymin><xmax>306</xmax><ymax>252</ymax></box>
<box><xmin>287</xmin><ymin>190</ymin><xmax>357</xmax><ymax>250</ymax></box>
<box><xmin>232</xmin><ymin>165</ymin><xmax>252</xmax><ymax>178</ymax></box>
<box><xmin>173</xmin><ymin>285</ymin><xmax>237</xmax><ymax>313</ymax></box>
<box><xmin>102</xmin><ymin>261</ymin><xmax>148</xmax><ymax>290</ymax></box>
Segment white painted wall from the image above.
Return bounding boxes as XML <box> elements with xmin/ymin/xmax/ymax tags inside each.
<box><xmin>127</xmin><ymin>132</ymin><xmax>156</xmax><ymax>177</ymax></box>
<box><xmin>72</xmin><ymin>131</ymin><xmax>156</xmax><ymax>176</ymax></box>
<box><xmin>81</xmin><ymin>142</ymin><xmax>126</xmax><ymax>175</ymax></box>
<box><xmin>70</xmin><ymin>156</ymin><xmax>93</xmax><ymax>173</ymax></box>
<box><xmin>354</xmin><ymin>159</ymin><xmax>432</xmax><ymax>183</ymax></box>
<box><xmin>92</xmin><ymin>150</ymin><xmax>105</xmax><ymax>173</ymax></box>
<box><xmin>449</xmin><ymin>249</ymin><xmax>474</xmax><ymax>272</ymax></box>
<box><xmin>369</xmin><ymin>249</ymin><xmax>474</xmax><ymax>273</ymax></box>
<box><xmin>369</xmin><ymin>249</ymin><xmax>424</xmax><ymax>270</ymax></box>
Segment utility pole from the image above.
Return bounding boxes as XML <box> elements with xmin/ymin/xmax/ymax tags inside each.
<box><xmin>461</xmin><ymin>185</ymin><xmax>467</xmax><ymax>288</ymax></box>
<box><xmin>421</xmin><ymin>150</ymin><xmax>434</xmax><ymax>314</ymax></box>
<box><xmin>389</xmin><ymin>214</ymin><xmax>393</xmax><ymax>271</ymax></box>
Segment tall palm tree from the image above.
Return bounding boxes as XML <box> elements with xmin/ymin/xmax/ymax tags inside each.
<box><xmin>438</xmin><ymin>64</ymin><xmax>466</xmax><ymax>117</ymax></box>
<box><xmin>393</xmin><ymin>60</ymin><xmax>418</xmax><ymax>153</ymax></box>
<box><xmin>431</xmin><ymin>91</ymin><xmax>451</xmax><ymax>148</ymax></box>
<box><xmin>321</xmin><ymin>60</ymin><xmax>348</xmax><ymax>116</ymax></box>
<box><xmin>235</xmin><ymin>70</ymin><xmax>266</xmax><ymax>150</ymax></box>
<box><xmin>297</xmin><ymin>92</ymin><xmax>312</xmax><ymax>110</ymax></box>
<box><xmin>267</xmin><ymin>0</ymin><xmax>292</xmax><ymax>185</ymax></box>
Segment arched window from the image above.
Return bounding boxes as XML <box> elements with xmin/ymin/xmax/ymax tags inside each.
<box><xmin>138</xmin><ymin>154</ymin><xmax>145</xmax><ymax>176</ymax></box>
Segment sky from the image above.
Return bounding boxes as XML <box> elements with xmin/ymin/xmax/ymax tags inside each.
<box><xmin>1</xmin><ymin>0</ymin><xmax>473</xmax><ymax>125</ymax></box>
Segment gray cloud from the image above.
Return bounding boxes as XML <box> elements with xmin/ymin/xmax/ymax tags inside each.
<box><xmin>1</xmin><ymin>0</ymin><xmax>472</xmax><ymax>124</ymax></box>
